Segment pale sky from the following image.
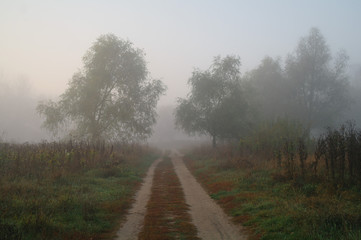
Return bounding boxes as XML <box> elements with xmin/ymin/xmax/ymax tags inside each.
<box><xmin>1</xmin><ymin>0</ymin><xmax>361</xmax><ymax>105</ymax></box>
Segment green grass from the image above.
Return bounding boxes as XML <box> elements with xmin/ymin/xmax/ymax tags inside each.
<box><xmin>0</xmin><ymin>151</ymin><xmax>158</xmax><ymax>240</ymax></box>
<box><xmin>184</xmin><ymin>154</ymin><xmax>361</xmax><ymax>240</ymax></box>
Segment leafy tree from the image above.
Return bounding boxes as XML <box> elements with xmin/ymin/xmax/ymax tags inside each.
<box><xmin>285</xmin><ymin>28</ymin><xmax>350</xmax><ymax>130</ymax></box>
<box><xmin>246</xmin><ymin>56</ymin><xmax>291</xmax><ymax>120</ymax></box>
<box><xmin>175</xmin><ymin>56</ymin><xmax>253</xmax><ymax>148</ymax></box>
<box><xmin>37</xmin><ymin>34</ymin><xmax>165</xmax><ymax>142</ymax></box>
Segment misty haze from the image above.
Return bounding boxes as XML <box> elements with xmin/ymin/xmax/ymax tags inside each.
<box><xmin>1</xmin><ymin>1</ymin><xmax>361</xmax><ymax>240</ymax></box>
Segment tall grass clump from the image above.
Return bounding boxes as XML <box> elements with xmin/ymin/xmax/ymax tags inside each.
<box><xmin>210</xmin><ymin>118</ymin><xmax>361</xmax><ymax>188</ymax></box>
<box><xmin>238</xmin><ymin>118</ymin><xmax>310</xmax><ymax>180</ymax></box>
<box><xmin>315</xmin><ymin>122</ymin><xmax>361</xmax><ymax>186</ymax></box>
<box><xmin>0</xmin><ymin>141</ymin><xmax>151</xmax><ymax>178</ymax></box>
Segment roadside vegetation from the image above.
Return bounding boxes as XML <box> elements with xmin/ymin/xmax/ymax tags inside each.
<box><xmin>0</xmin><ymin>141</ymin><xmax>159</xmax><ymax>240</ymax></box>
<box><xmin>183</xmin><ymin>121</ymin><xmax>361</xmax><ymax>239</ymax></box>
<box><xmin>2</xmin><ymin>24</ymin><xmax>361</xmax><ymax>240</ymax></box>
<box><xmin>176</xmin><ymin>27</ymin><xmax>361</xmax><ymax>240</ymax></box>
<box><xmin>0</xmin><ymin>33</ymin><xmax>164</xmax><ymax>240</ymax></box>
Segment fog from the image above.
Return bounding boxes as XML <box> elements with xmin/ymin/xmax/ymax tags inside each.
<box><xmin>1</xmin><ymin>1</ymin><xmax>361</xmax><ymax>144</ymax></box>
<box><xmin>0</xmin><ymin>75</ymin><xmax>52</xmax><ymax>142</ymax></box>
<box><xmin>148</xmin><ymin>105</ymin><xmax>207</xmax><ymax>150</ymax></box>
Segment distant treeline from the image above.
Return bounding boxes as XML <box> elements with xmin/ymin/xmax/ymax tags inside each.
<box><xmin>175</xmin><ymin>28</ymin><xmax>359</xmax><ymax>147</ymax></box>
<box><xmin>175</xmin><ymin>28</ymin><xmax>361</xmax><ymax>188</ymax></box>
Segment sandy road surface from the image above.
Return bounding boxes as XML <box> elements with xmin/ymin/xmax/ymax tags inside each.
<box><xmin>172</xmin><ymin>153</ymin><xmax>247</xmax><ymax>240</ymax></box>
<box><xmin>115</xmin><ymin>158</ymin><xmax>162</xmax><ymax>240</ymax></box>
<box><xmin>116</xmin><ymin>153</ymin><xmax>247</xmax><ymax>240</ymax></box>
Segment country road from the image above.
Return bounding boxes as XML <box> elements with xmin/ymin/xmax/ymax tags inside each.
<box><xmin>116</xmin><ymin>152</ymin><xmax>247</xmax><ymax>240</ymax></box>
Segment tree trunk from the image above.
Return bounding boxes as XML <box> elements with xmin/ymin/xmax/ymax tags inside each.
<box><xmin>212</xmin><ymin>135</ymin><xmax>217</xmax><ymax>148</ymax></box>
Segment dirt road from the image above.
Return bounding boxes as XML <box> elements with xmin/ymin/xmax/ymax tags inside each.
<box><xmin>116</xmin><ymin>153</ymin><xmax>247</xmax><ymax>240</ymax></box>
<box><xmin>172</xmin><ymin>154</ymin><xmax>247</xmax><ymax>240</ymax></box>
<box><xmin>116</xmin><ymin>158</ymin><xmax>162</xmax><ymax>240</ymax></box>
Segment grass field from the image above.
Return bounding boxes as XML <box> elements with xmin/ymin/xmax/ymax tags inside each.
<box><xmin>184</xmin><ymin>149</ymin><xmax>361</xmax><ymax>240</ymax></box>
<box><xmin>0</xmin><ymin>142</ymin><xmax>159</xmax><ymax>240</ymax></box>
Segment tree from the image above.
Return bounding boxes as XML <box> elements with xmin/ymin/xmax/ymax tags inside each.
<box><xmin>175</xmin><ymin>56</ymin><xmax>253</xmax><ymax>148</ymax></box>
<box><xmin>246</xmin><ymin>56</ymin><xmax>291</xmax><ymax>120</ymax></box>
<box><xmin>343</xmin><ymin>66</ymin><xmax>361</xmax><ymax>126</ymax></box>
<box><xmin>285</xmin><ymin>28</ymin><xmax>350</xmax><ymax>131</ymax></box>
<box><xmin>37</xmin><ymin>34</ymin><xmax>165</xmax><ymax>142</ymax></box>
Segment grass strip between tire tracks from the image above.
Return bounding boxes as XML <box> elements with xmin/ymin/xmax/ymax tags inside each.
<box><xmin>139</xmin><ymin>157</ymin><xmax>200</xmax><ymax>240</ymax></box>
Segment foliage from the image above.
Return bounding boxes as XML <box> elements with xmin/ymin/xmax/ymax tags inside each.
<box><xmin>246</xmin><ymin>28</ymin><xmax>351</xmax><ymax>132</ymax></box>
<box><xmin>285</xmin><ymin>28</ymin><xmax>350</xmax><ymax>129</ymax></box>
<box><xmin>176</xmin><ymin>28</ymin><xmax>351</xmax><ymax>149</ymax></box>
<box><xmin>0</xmin><ymin>141</ymin><xmax>148</xmax><ymax>178</ymax></box>
<box><xmin>315</xmin><ymin>122</ymin><xmax>361</xmax><ymax>186</ymax></box>
<box><xmin>240</xmin><ymin>118</ymin><xmax>308</xmax><ymax>176</ymax></box>
<box><xmin>175</xmin><ymin>55</ymin><xmax>253</xmax><ymax>147</ymax></box>
<box><xmin>245</xmin><ymin>56</ymin><xmax>290</xmax><ymax>120</ymax></box>
<box><xmin>238</xmin><ymin>118</ymin><xmax>361</xmax><ymax>186</ymax></box>
<box><xmin>0</xmin><ymin>142</ymin><xmax>159</xmax><ymax>239</ymax></box>
<box><xmin>37</xmin><ymin>34</ymin><xmax>165</xmax><ymax>142</ymax></box>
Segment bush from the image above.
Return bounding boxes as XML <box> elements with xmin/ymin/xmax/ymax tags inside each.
<box><xmin>315</xmin><ymin>122</ymin><xmax>361</xmax><ymax>186</ymax></box>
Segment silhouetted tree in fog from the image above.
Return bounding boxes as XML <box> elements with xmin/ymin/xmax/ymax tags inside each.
<box><xmin>38</xmin><ymin>34</ymin><xmax>165</xmax><ymax>142</ymax></box>
<box><xmin>246</xmin><ymin>56</ymin><xmax>291</xmax><ymax>120</ymax></box>
<box><xmin>343</xmin><ymin>66</ymin><xmax>361</xmax><ymax>126</ymax></box>
<box><xmin>175</xmin><ymin>56</ymin><xmax>253</xmax><ymax>148</ymax></box>
<box><xmin>285</xmin><ymin>28</ymin><xmax>350</xmax><ymax>131</ymax></box>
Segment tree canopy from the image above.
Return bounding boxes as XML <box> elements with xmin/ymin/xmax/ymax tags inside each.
<box><xmin>285</xmin><ymin>28</ymin><xmax>350</xmax><ymax>130</ymax></box>
<box><xmin>175</xmin><ymin>56</ymin><xmax>253</xmax><ymax>147</ymax></box>
<box><xmin>176</xmin><ymin>28</ymin><xmax>351</xmax><ymax>147</ymax></box>
<box><xmin>247</xmin><ymin>28</ymin><xmax>350</xmax><ymax>133</ymax></box>
<box><xmin>246</xmin><ymin>56</ymin><xmax>290</xmax><ymax>120</ymax></box>
<box><xmin>37</xmin><ymin>34</ymin><xmax>165</xmax><ymax>142</ymax></box>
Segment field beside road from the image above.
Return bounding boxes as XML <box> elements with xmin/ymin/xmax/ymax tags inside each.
<box><xmin>0</xmin><ymin>142</ymin><xmax>159</xmax><ymax>240</ymax></box>
<box><xmin>183</xmin><ymin>146</ymin><xmax>361</xmax><ymax>240</ymax></box>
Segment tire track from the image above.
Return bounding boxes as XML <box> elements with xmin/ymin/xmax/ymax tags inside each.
<box><xmin>172</xmin><ymin>152</ymin><xmax>247</xmax><ymax>240</ymax></box>
<box><xmin>116</xmin><ymin>153</ymin><xmax>247</xmax><ymax>240</ymax></box>
<box><xmin>115</xmin><ymin>158</ymin><xmax>162</xmax><ymax>240</ymax></box>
